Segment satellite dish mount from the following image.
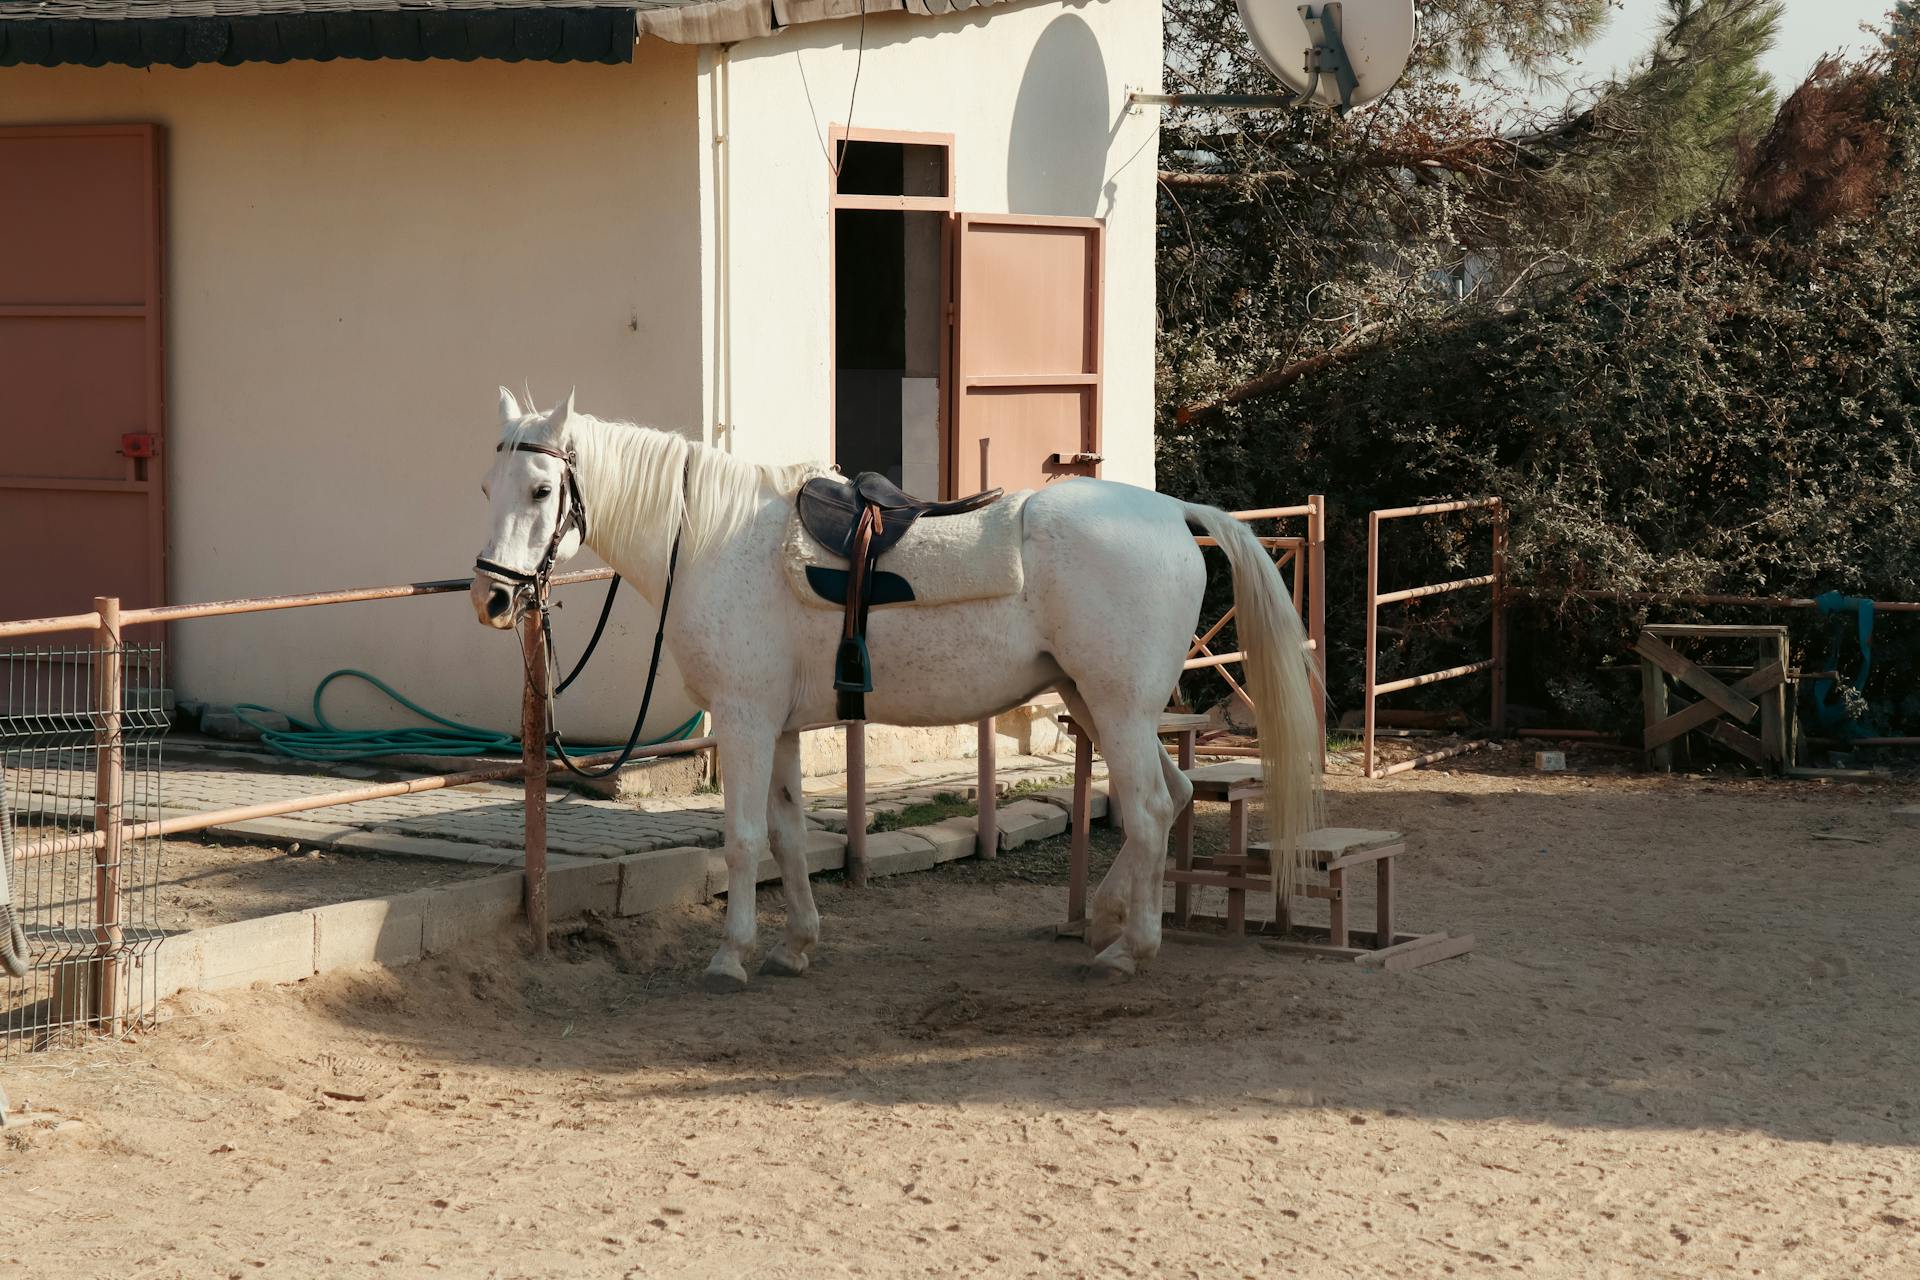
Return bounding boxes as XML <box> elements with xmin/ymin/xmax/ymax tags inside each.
<box><xmin>1128</xmin><ymin>0</ymin><xmax>1413</xmax><ymax>116</ymax></box>
<box><xmin>1294</xmin><ymin>4</ymin><xmax>1358</xmax><ymax>113</ymax></box>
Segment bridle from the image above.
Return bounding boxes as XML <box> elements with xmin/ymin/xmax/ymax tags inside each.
<box><xmin>475</xmin><ymin>439</ymin><xmax>687</xmax><ymax>780</ymax></box>
<box><xmin>473</xmin><ymin>441</ymin><xmax>592</xmax><ymax>593</ymax></box>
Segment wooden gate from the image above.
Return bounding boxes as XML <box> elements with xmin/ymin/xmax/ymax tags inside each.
<box><xmin>0</xmin><ymin>124</ymin><xmax>167</xmax><ymax>621</ymax></box>
<box><xmin>948</xmin><ymin>213</ymin><xmax>1103</xmax><ymax>494</ymax></box>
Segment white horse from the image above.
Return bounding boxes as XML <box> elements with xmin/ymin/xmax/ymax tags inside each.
<box><xmin>470</xmin><ymin>391</ymin><xmax>1320</xmax><ymax>988</ymax></box>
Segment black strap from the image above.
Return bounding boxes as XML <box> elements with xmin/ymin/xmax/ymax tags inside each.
<box><xmin>546</xmin><ymin>526</ymin><xmax>683</xmax><ymax>779</ymax></box>
<box><xmin>555</xmin><ymin>574</ymin><xmax>622</xmax><ymax>696</ymax></box>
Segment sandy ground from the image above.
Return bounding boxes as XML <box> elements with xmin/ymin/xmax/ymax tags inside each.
<box><xmin>3</xmin><ymin>763</ymin><xmax>1920</xmax><ymax>1278</ymax></box>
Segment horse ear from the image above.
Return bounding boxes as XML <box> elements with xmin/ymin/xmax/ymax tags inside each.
<box><xmin>552</xmin><ymin>388</ymin><xmax>577</xmax><ymax>428</ymax></box>
<box><xmin>497</xmin><ymin>386</ymin><xmax>522</xmax><ymax>423</ymax></box>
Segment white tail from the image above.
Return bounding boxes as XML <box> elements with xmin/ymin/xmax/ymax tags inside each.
<box><xmin>1182</xmin><ymin>504</ymin><xmax>1324</xmax><ymax>907</ymax></box>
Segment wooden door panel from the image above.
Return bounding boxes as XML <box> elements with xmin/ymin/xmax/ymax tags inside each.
<box><xmin>0</xmin><ymin>124</ymin><xmax>166</xmax><ymax>622</ymax></box>
<box><xmin>0</xmin><ymin>132</ymin><xmax>153</xmax><ymax>305</ymax></box>
<box><xmin>0</xmin><ymin>317</ymin><xmax>151</xmax><ymax>480</ymax></box>
<box><xmin>950</xmin><ymin>213</ymin><xmax>1103</xmax><ymax>495</ymax></box>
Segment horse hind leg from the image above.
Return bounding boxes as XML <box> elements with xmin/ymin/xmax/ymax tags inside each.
<box><xmin>1058</xmin><ymin>684</ymin><xmax>1127</xmax><ymax>956</ymax></box>
<box><xmin>1084</xmin><ymin>710</ymin><xmax>1183</xmax><ymax>977</ymax></box>
<box><xmin>760</xmin><ymin>730</ymin><xmax>820</xmax><ymax>977</ymax></box>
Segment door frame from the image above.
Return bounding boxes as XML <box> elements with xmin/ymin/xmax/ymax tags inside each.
<box><xmin>0</xmin><ymin>122</ymin><xmax>168</xmax><ymax>618</ymax></box>
<box><xmin>825</xmin><ymin>125</ymin><xmax>956</xmax><ymax>484</ymax></box>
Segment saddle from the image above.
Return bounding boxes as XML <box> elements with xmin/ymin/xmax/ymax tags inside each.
<box><xmin>797</xmin><ymin>471</ymin><xmax>1003</xmax><ymax>720</ymax></box>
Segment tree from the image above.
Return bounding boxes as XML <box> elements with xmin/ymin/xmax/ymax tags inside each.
<box><xmin>1156</xmin><ymin>0</ymin><xmax>1782</xmax><ymax>427</ymax></box>
<box><xmin>1161</xmin><ymin>27</ymin><xmax>1920</xmax><ymax>732</ymax></box>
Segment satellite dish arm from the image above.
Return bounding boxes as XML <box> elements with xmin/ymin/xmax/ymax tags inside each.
<box><xmin>1295</xmin><ymin>4</ymin><xmax>1360</xmax><ymax>114</ymax></box>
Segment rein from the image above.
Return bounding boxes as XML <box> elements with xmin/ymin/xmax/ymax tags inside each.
<box><xmin>481</xmin><ymin>440</ymin><xmax>689</xmax><ymax>781</ymax></box>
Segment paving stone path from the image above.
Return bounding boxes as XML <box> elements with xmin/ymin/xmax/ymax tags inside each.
<box><xmin>7</xmin><ymin>746</ymin><xmax>1093</xmax><ymax>868</ymax></box>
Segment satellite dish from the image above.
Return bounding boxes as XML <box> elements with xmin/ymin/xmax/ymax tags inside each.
<box><xmin>1235</xmin><ymin>0</ymin><xmax>1417</xmax><ymax>111</ymax></box>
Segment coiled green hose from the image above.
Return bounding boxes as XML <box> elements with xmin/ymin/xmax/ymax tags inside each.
<box><xmin>233</xmin><ymin>669</ymin><xmax>702</xmax><ymax>763</ymax></box>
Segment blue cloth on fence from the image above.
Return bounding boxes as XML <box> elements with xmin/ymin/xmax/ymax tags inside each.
<box><xmin>1811</xmin><ymin>590</ymin><xmax>1875</xmax><ymax>739</ymax></box>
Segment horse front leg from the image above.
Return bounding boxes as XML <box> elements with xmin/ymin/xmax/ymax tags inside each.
<box><xmin>704</xmin><ymin>716</ymin><xmax>777</xmax><ymax>993</ymax></box>
<box><xmin>760</xmin><ymin>730</ymin><xmax>820</xmax><ymax>977</ymax></box>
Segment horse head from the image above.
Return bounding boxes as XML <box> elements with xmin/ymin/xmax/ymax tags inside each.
<box><xmin>470</xmin><ymin>387</ymin><xmax>590</xmax><ymax>629</ymax></box>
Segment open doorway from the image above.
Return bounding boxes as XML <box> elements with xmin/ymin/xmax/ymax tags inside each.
<box><xmin>830</xmin><ymin>131</ymin><xmax>953</xmax><ymax>497</ymax></box>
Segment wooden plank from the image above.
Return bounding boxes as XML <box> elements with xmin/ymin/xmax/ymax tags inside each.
<box><xmin>1376</xmin><ymin>858</ymin><xmax>1396</xmax><ymax>945</ymax></box>
<box><xmin>1706</xmin><ymin>719</ymin><xmax>1767</xmax><ymax>763</ymax></box>
<box><xmin>1643</xmin><ymin>660</ymin><xmax>1785</xmax><ymax>749</ymax></box>
<box><xmin>1644</xmin><ymin>624</ymin><xmax>1792</xmax><ymax>638</ymax></box>
<box><xmin>1327</xmin><ymin>867</ymin><xmax>1347</xmax><ymax>947</ymax></box>
<box><xmin>1260</xmin><ymin>939</ymin><xmax>1374</xmax><ymax>962</ymax></box>
<box><xmin>1351</xmin><ymin>930</ymin><xmax>1448</xmax><ymax>963</ymax></box>
<box><xmin>1641</xmin><ymin>657</ymin><xmax>1672</xmax><ymax>771</ymax></box>
<box><xmin>1163</xmin><ymin>869</ymin><xmax>1272</xmax><ymax>892</ymax></box>
<box><xmin>1760</xmin><ymin>635</ymin><xmax>1787</xmax><ymax>765</ymax></box>
<box><xmin>1633</xmin><ymin>633</ymin><xmax>1758</xmax><ymax>722</ymax></box>
<box><xmin>1356</xmin><ymin>933</ymin><xmax>1476</xmax><ymax>971</ymax></box>
<box><xmin>1325</xmin><ymin>842</ymin><xmax>1408</xmax><ymax>871</ymax></box>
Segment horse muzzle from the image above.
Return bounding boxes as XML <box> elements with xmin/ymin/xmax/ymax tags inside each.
<box><xmin>470</xmin><ymin>574</ymin><xmax>524</xmax><ymax>629</ymax></box>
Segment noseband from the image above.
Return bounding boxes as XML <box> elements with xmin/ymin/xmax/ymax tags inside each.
<box><xmin>475</xmin><ymin>440</ymin><xmax>688</xmax><ymax>781</ymax></box>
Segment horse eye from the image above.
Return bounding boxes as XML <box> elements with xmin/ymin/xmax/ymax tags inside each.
<box><xmin>532</xmin><ymin>484</ymin><xmax>554</xmax><ymax>501</ymax></box>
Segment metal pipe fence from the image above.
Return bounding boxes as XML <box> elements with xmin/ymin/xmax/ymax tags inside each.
<box><xmin>0</xmin><ymin>569</ymin><xmax>707</xmax><ymax>1045</ymax></box>
<box><xmin>1363</xmin><ymin>498</ymin><xmax>1507</xmax><ymax>778</ymax></box>
<box><xmin>3</xmin><ymin>621</ymin><xmax>168</xmax><ymax>1049</ymax></box>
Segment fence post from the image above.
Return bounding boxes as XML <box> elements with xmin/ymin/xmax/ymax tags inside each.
<box><xmin>976</xmin><ymin>718</ymin><xmax>997</xmax><ymax>859</ymax></box>
<box><xmin>1364</xmin><ymin>512</ymin><xmax>1381</xmax><ymax>779</ymax></box>
<box><xmin>1309</xmin><ymin>494</ymin><xmax>1328</xmax><ymax>768</ymax></box>
<box><xmin>1490</xmin><ymin>499</ymin><xmax>1508</xmax><ymax>736</ymax></box>
<box><xmin>845</xmin><ymin>721</ymin><xmax>868</xmax><ymax>888</ymax></box>
<box><xmin>519</xmin><ymin>610</ymin><xmax>549</xmax><ymax>954</ymax></box>
<box><xmin>91</xmin><ymin>595</ymin><xmax>124</xmax><ymax>1033</ymax></box>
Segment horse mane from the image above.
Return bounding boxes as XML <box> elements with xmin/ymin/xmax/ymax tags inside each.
<box><xmin>503</xmin><ymin>410</ymin><xmax>825</xmax><ymax>567</ymax></box>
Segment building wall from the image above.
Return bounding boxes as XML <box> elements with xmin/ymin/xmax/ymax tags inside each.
<box><xmin>0</xmin><ymin>52</ymin><xmax>708</xmax><ymax>739</ymax></box>
<box><xmin>697</xmin><ymin>0</ymin><xmax>1163</xmax><ymax>487</ymax></box>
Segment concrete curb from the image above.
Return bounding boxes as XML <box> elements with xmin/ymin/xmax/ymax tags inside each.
<box><xmin>143</xmin><ymin>790</ymin><xmax>1114</xmax><ymax>1006</ymax></box>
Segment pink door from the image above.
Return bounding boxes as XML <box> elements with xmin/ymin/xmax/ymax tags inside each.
<box><xmin>948</xmin><ymin>214</ymin><xmax>1103</xmax><ymax>495</ymax></box>
<box><xmin>0</xmin><ymin>124</ymin><xmax>168</xmax><ymax>621</ymax></box>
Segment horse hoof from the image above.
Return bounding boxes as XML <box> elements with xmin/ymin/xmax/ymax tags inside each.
<box><xmin>1087</xmin><ymin>915</ymin><xmax>1125</xmax><ymax>956</ymax></box>
<box><xmin>1088</xmin><ymin>944</ymin><xmax>1137</xmax><ymax>981</ymax></box>
<box><xmin>759</xmin><ymin>947</ymin><xmax>809</xmax><ymax>978</ymax></box>
<box><xmin>701</xmin><ymin>967</ymin><xmax>749</xmax><ymax>994</ymax></box>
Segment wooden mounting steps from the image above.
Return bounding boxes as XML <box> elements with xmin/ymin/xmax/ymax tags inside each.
<box><xmin>1052</xmin><ymin>718</ymin><xmax>1471</xmax><ymax>971</ymax></box>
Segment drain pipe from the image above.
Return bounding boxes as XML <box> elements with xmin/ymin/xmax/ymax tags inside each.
<box><xmin>709</xmin><ymin>42</ymin><xmax>736</xmax><ymax>454</ymax></box>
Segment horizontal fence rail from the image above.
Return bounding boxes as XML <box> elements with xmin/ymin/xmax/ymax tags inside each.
<box><xmin>1365</xmin><ymin>498</ymin><xmax>1507</xmax><ymax>779</ymax></box>
<box><xmin>1178</xmin><ymin>499</ymin><xmax>1327</xmax><ymax>756</ymax></box>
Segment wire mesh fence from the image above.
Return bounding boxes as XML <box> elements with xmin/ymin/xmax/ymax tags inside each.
<box><xmin>2</xmin><ymin>641</ymin><xmax>168</xmax><ymax>1053</ymax></box>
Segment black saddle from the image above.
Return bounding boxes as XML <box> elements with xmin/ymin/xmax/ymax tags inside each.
<box><xmin>796</xmin><ymin>471</ymin><xmax>1003</xmax><ymax>720</ymax></box>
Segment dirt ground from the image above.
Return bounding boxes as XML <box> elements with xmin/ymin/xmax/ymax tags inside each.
<box><xmin>4</xmin><ymin>761</ymin><xmax>1920</xmax><ymax>1278</ymax></box>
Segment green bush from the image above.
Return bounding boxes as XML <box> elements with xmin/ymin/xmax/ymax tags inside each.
<box><xmin>1159</xmin><ymin>49</ymin><xmax>1920</xmax><ymax>737</ymax></box>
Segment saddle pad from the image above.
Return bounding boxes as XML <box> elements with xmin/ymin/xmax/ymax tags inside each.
<box><xmin>782</xmin><ymin>489</ymin><xmax>1032</xmax><ymax>612</ymax></box>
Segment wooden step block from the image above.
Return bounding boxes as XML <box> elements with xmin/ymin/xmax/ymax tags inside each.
<box><xmin>1158</xmin><ymin>712</ymin><xmax>1214</xmax><ymax>734</ymax></box>
<box><xmin>1184</xmin><ymin>760</ymin><xmax>1264</xmax><ymax>802</ymax></box>
<box><xmin>1253</xmin><ymin>827</ymin><xmax>1404</xmax><ymax>871</ymax></box>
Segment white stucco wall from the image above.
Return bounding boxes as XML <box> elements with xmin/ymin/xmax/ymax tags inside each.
<box><xmin>0</xmin><ymin>1</ymin><xmax>1160</xmax><ymax>746</ymax></box>
<box><xmin>0</xmin><ymin>52</ymin><xmax>708</xmax><ymax>739</ymax></box>
<box><xmin>697</xmin><ymin>0</ymin><xmax>1162</xmax><ymax>487</ymax></box>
